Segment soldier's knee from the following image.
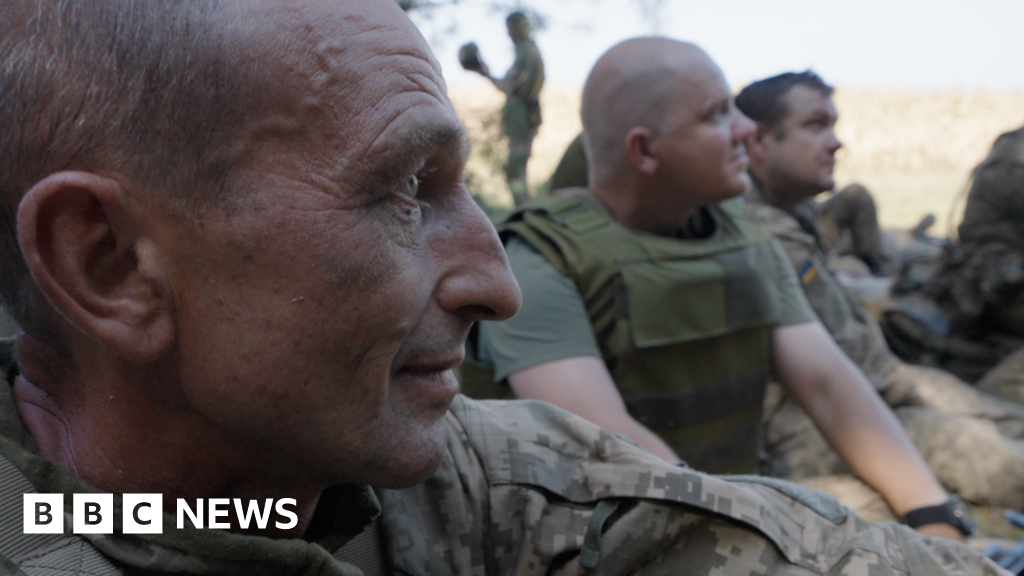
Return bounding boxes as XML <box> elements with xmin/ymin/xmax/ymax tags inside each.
<box><xmin>838</xmin><ymin>183</ymin><xmax>876</xmax><ymax>209</ymax></box>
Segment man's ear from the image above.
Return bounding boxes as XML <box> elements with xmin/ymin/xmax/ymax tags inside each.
<box><xmin>17</xmin><ymin>171</ymin><xmax>175</xmax><ymax>363</ymax></box>
<box><xmin>623</xmin><ymin>126</ymin><xmax>659</xmax><ymax>175</ymax></box>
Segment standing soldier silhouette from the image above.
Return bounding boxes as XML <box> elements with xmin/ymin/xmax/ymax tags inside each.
<box><xmin>464</xmin><ymin>12</ymin><xmax>545</xmax><ymax>206</ymax></box>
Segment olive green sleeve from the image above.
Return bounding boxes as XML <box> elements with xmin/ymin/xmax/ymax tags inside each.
<box><xmin>476</xmin><ymin>237</ymin><xmax>601</xmax><ymax>382</ymax></box>
<box><xmin>769</xmin><ymin>237</ymin><xmax>819</xmax><ymax>327</ymax></box>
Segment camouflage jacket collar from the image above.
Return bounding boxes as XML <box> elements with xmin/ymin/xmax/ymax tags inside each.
<box><xmin>0</xmin><ymin>337</ymin><xmax>378</xmax><ymax>576</ymax></box>
<box><xmin>744</xmin><ymin>175</ymin><xmax>827</xmax><ymax>252</ymax></box>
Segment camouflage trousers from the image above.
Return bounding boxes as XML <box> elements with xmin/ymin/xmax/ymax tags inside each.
<box><xmin>978</xmin><ymin>345</ymin><xmax>1024</xmax><ymax>407</ymax></box>
<box><xmin>505</xmin><ymin>130</ymin><xmax>536</xmax><ymax>207</ymax></box>
<box><xmin>763</xmin><ymin>362</ymin><xmax>1024</xmax><ymax>511</ymax></box>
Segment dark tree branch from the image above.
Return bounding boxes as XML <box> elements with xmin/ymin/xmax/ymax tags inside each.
<box><xmin>397</xmin><ymin>0</ymin><xmax>465</xmax><ymax>11</ymax></box>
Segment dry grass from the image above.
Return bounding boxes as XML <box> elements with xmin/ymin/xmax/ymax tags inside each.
<box><xmin>832</xmin><ymin>89</ymin><xmax>1024</xmax><ymax>234</ymax></box>
<box><xmin>450</xmin><ymin>85</ymin><xmax>1024</xmax><ymax>233</ymax></box>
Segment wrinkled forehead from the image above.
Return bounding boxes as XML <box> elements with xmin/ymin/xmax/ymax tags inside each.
<box><xmin>238</xmin><ymin>0</ymin><xmax>445</xmax><ymax>89</ymax></box>
<box><xmin>232</xmin><ymin>0</ymin><xmax>458</xmax><ymax>178</ymax></box>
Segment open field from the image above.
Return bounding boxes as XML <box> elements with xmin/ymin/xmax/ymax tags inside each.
<box><xmin>832</xmin><ymin>89</ymin><xmax>1024</xmax><ymax>234</ymax></box>
<box><xmin>451</xmin><ymin>85</ymin><xmax>1024</xmax><ymax>234</ymax></box>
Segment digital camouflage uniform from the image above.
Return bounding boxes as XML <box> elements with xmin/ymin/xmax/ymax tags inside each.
<box><xmin>978</xmin><ymin>346</ymin><xmax>1024</xmax><ymax>407</ymax></box>
<box><xmin>936</xmin><ymin>126</ymin><xmax>1024</xmax><ymax>340</ymax></box>
<box><xmin>886</xmin><ymin>126</ymin><xmax>1024</xmax><ymax>384</ymax></box>
<box><xmin>745</xmin><ymin>178</ymin><xmax>1024</xmax><ymax>510</ymax></box>
<box><xmin>0</xmin><ymin>341</ymin><xmax>1008</xmax><ymax>576</ymax></box>
<box><xmin>498</xmin><ymin>36</ymin><xmax>544</xmax><ymax>206</ymax></box>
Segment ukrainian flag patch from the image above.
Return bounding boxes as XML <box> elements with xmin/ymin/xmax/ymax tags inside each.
<box><xmin>799</xmin><ymin>260</ymin><xmax>819</xmax><ymax>285</ymax></box>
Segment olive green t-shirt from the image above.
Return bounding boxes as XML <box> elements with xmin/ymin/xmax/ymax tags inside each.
<box><xmin>478</xmin><ymin>230</ymin><xmax>817</xmax><ymax>383</ymax></box>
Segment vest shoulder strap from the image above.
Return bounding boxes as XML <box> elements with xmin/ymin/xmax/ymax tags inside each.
<box><xmin>500</xmin><ymin>193</ymin><xmax>611</xmax><ymax>275</ymax></box>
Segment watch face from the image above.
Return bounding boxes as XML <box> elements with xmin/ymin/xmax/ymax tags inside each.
<box><xmin>950</xmin><ymin>497</ymin><xmax>978</xmax><ymax>536</ymax></box>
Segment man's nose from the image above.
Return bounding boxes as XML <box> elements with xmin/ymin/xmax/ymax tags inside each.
<box><xmin>827</xmin><ymin>130</ymin><xmax>843</xmax><ymax>153</ymax></box>
<box><xmin>434</xmin><ymin>190</ymin><xmax>522</xmax><ymax>323</ymax></box>
<box><xmin>732</xmin><ymin>109</ymin><xmax>756</xmax><ymax>142</ymax></box>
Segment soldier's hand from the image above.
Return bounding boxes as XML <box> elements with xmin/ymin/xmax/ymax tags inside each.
<box><xmin>914</xmin><ymin>522</ymin><xmax>967</xmax><ymax>542</ymax></box>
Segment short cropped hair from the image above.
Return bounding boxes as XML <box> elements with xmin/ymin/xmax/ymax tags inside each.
<box><xmin>507</xmin><ymin>12</ymin><xmax>529</xmax><ymax>33</ymax></box>
<box><xmin>0</xmin><ymin>1</ymin><xmax>257</xmax><ymax>343</ymax></box>
<box><xmin>735</xmin><ymin>71</ymin><xmax>834</xmax><ymax>134</ymax></box>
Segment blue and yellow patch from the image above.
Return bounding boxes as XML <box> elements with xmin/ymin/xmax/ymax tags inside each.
<box><xmin>798</xmin><ymin>260</ymin><xmax>819</xmax><ymax>285</ymax></box>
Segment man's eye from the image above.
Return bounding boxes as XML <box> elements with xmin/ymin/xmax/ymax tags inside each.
<box><xmin>402</xmin><ymin>174</ymin><xmax>420</xmax><ymax>198</ymax></box>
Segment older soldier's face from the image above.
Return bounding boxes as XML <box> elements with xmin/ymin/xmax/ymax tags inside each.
<box><xmin>158</xmin><ymin>0</ymin><xmax>520</xmax><ymax>488</ymax></box>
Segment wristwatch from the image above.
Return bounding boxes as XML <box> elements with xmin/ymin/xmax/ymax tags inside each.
<box><xmin>900</xmin><ymin>495</ymin><xmax>977</xmax><ymax>537</ymax></box>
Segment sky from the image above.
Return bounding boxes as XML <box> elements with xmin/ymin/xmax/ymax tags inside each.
<box><xmin>407</xmin><ymin>0</ymin><xmax>1024</xmax><ymax>92</ymax></box>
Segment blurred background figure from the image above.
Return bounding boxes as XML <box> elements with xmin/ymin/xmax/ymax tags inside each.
<box><xmin>461</xmin><ymin>12</ymin><xmax>545</xmax><ymax>206</ymax></box>
<box><xmin>885</xmin><ymin>126</ymin><xmax>1024</xmax><ymax>395</ymax></box>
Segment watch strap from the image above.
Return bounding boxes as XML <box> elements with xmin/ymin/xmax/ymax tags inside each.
<box><xmin>900</xmin><ymin>497</ymin><xmax>976</xmax><ymax>536</ymax></box>
<box><xmin>903</xmin><ymin>504</ymin><xmax>954</xmax><ymax>527</ymax></box>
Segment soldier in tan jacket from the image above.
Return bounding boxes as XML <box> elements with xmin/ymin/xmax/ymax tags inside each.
<box><xmin>737</xmin><ymin>71</ymin><xmax>1024</xmax><ymax>513</ymax></box>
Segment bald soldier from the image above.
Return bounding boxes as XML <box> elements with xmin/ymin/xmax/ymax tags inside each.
<box><xmin>466</xmin><ymin>38</ymin><xmax>973</xmax><ymax>540</ymax></box>
<box><xmin>737</xmin><ymin>71</ymin><xmax>1024</xmax><ymax>511</ymax></box>
<box><xmin>0</xmin><ymin>2</ymin><xmax>1004</xmax><ymax>574</ymax></box>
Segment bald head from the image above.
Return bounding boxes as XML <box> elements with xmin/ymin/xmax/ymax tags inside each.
<box><xmin>578</xmin><ymin>38</ymin><xmax>754</xmax><ymax>234</ymax></box>
<box><xmin>581</xmin><ymin>38</ymin><xmax>723</xmax><ymax>181</ymax></box>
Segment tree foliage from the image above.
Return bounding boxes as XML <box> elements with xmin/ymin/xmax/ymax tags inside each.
<box><xmin>396</xmin><ymin>0</ymin><xmax>463</xmax><ymax>10</ymax></box>
<box><xmin>397</xmin><ymin>0</ymin><xmax>664</xmax><ymax>36</ymax></box>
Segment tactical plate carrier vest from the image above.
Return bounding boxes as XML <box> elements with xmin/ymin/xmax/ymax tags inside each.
<box><xmin>463</xmin><ymin>192</ymin><xmax>783</xmax><ymax>473</ymax></box>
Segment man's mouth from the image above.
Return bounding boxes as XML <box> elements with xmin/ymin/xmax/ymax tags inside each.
<box><xmin>731</xmin><ymin>148</ymin><xmax>749</xmax><ymax>167</ymax></box>
<box><xmin>398</xmin><ymin>349</ymin><xmax>465</xmax><ymax>376</ymax></box>
<box><xmin>393</xmin><ymin>351</ymin><xmax>462</xmax><ymax>406</ymax></box>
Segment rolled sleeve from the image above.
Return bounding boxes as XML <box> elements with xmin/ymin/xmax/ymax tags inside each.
<box><xmin>769</xmin><ymin>237</ymin><xmax>818</xmax><ymax>327</ymax></box>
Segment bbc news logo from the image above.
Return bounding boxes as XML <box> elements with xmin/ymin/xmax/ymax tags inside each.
<box><xmin>24</xmin><ymin>494</ymin><xmax>298</xmax><ymax>534</ymax></box>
